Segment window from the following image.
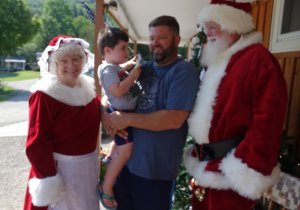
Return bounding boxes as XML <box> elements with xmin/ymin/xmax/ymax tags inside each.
<box><xmin>270</xmin><ymin>0</ymin><xmax>300</xmax><ymax>53</ymax></box>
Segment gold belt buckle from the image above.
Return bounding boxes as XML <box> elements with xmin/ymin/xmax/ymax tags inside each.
<box><xmin>195</xmin><ymin>187</ymin><xmax>206</xmax><ymax>202</ymax></box>
<box><xmin>192</xmin><ymin>178</ymin><xmax>206</xmax><ymax>202</ymax></box>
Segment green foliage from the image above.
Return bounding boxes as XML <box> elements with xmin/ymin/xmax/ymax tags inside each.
<box><xmin>99</xmin><ymin>159</ymin><xmax>107</xmax><ymax>185</ymax></box>
<box><xmin>30</xmin><ymin>0</ymin><xmax>95</xmax><ymax>51</ymax></box>
<box><xmin>16</xmin><ymin>42</ymin><xmax>40</xmax><ymax>70</ymax></box>
<box><xmin>39</xmin><ymin>0</ymin><xmax>74</xmax><ymax>47</ymax></box>
<box><xmin>178</xmin><ymin>47</ymin><xmax>187</xmax><ymax>60</ymax></box>
<box><xmin>72</xmin><ymin>16</ymin><xmax>95</xmax><ymax>52</ymax></box>
<box><xmin>172</xmin><ymin>163</ymin><xmax>192</xmax><ymax>210</ymax></box>
<box><xmin>24</xmin><ymin>0</ymin><xmax>44</xmax><ymax>16</ymax></box>
<box><xmin>172</xmin><ymin>136</ymin><xmax>194</xmax><ymax>210</ymax></box>
<box><xmin>0</xmin><ymin>0</ymin><xmax>40</xmax><ymax>55</ymax></box>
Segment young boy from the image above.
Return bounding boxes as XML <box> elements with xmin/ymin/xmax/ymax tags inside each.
<box><xmin>97</xmin><ymin>27</ymin><xmax>141</xmax><ymax>210</ymax></box>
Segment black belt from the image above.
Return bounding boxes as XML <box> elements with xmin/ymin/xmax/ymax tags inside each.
<box><xmin>194</xmin><ymin>136</ymin><xmax>243</xmax><ymax>161</ymax></box>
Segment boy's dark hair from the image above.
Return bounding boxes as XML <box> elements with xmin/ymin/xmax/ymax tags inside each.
<box><xmin>148</xmin><ymin>15</ymin><xmax>180</xmax><ymax>35</ymax></box>
<box><xmin>97</xmin><ymin>27</ymin><xmax>129</xmax><ymax>56</ymax></box>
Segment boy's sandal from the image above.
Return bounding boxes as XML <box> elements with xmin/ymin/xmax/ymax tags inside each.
<box><xmin>98</xmin><ymin>185</ymin><xmax>117</xmax><ymax>210</ymax></box>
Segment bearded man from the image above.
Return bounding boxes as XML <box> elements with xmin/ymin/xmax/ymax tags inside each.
<box><xmin>107</xmin><ymin>15</ymin><xmax>199</xmax><ymax>210</ymax></box>
<box><xmin>184</xmin><ymin>0</ymin><xmax>288</xmax><ymax>209</ymax></box>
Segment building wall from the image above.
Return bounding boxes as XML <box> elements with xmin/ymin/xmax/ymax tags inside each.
<box><xmin>252</xmin><ymin>0</ymin><xmax>300</xmax><ymax>161</ymax></box>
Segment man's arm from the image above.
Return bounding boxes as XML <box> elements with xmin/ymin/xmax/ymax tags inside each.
<box><xmin>108</xmin><ymin>109</ymin><xmax>190</xmax><ymax>131</ymax></box>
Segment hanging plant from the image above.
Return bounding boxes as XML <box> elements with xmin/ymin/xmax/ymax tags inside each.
<box><xmin>189</xmin><ymin>29</ymin><xmax>207</xmax><ymax>70</ymax></box>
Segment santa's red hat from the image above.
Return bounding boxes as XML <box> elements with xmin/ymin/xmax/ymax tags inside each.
<box><xmin>38</xmin><ymin>35</ymin><xmax>91</xmax><ymax>77</ymax></box>
<box><xmin>198</xmin><ymin>0</ymin><xmax>255</xmax><ymax>34</ymax></box>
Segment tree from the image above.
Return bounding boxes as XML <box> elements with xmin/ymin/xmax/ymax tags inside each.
<box><xmin>39</xmin><ymin>0</ymin><xmax>74</xmax><ymax>47</ymax></box>
<box><xmin>16</xmin><ymin>42</ymin><xmax>40</xmax><ymax>70</ymax></box>
<box><xmin>0</xmin><ymin>0</ymin><xmax>39</xmax><ymax>55</ymax></box>
<box><xmin>24</xmin><ymin>0</ymin><xmax>44</xmax><ymax>16</ymax></box>
<box><xmin>72</xmin><ymin>16</ymin><xmax>95</xmax><ymax>52</ymax></box>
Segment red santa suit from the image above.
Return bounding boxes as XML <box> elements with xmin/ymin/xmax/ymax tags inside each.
<box><xmin>23</xmin><ymin>74</ymin><xmax>101</xmax><ymax>210</ymax></box>
<box><xmin>184</xmin><ymin>31</ymin><xmax>288</xmax><ymax>210</ymax></box>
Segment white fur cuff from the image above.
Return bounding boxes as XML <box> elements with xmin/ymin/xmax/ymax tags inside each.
<box><xmin>183</xmin><ymin>145</ymin><xmax>231</xmax><ymax>189</ymax></box>
<box><xmin>28</xmin><ymin>174</ymin><xmax>65</xmax><ymax>207</ymax></box>
<box><xmin>219</xmin><ymin>150</ymin><xmax>281</xmax><ymax>200</ymax></box>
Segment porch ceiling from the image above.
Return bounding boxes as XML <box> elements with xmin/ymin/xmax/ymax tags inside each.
<box><xmin>109</xmin><ymin>0</ymin><xmax>210</xmax><ymax>46</ymax></box>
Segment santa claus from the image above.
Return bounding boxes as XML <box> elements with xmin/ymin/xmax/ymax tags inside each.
<box><xmin>184</xmin><ymin>0</ymin><xmax>288</xmax><ymax>209</ymax></box>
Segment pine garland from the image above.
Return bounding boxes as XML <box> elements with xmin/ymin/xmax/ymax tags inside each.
<box><xmin>172</xmin><ymin>31</ymin><xmax>206</xmax><ymax>209</ymax></box>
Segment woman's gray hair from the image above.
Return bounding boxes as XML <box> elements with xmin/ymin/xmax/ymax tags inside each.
<box><xmin>48</xmin><ymin>43</ymin><xmax>88</xmax><ymax>75</ymax></box>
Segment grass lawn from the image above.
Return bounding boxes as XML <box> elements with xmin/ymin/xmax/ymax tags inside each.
<box><xmin>0</xmin><ymin>86</ymin><xmax>15</xmax><ymax>101</ymax></box>
<box><xmin>0</xmin><ymin>70</ymin><xmax>40</xmax><ymax>102</ymax></box>
<box><xmin>0</xmin><ymin>70</ymin><xmax>40</xmax><ymax>82</ymax></box>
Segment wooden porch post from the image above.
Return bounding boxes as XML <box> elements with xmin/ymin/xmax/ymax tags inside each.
<box><xmin>94</xmin><ymin>0</ymin><xmax>105</xmax><ymax>158</ymax></box>
<box><xmin>94</xmin><ymin>0</ymin><xmax>105</xmax><ymax>96</ymax></box>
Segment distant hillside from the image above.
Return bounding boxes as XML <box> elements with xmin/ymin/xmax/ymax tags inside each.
<box><xmin>24</xmin><ymin>0</ymin><xmax>95</xmax><ymax>16</ymax></box>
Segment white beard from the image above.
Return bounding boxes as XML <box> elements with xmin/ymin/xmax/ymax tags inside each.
<box><xmin>200</xmin><ymin>37</ymin><xmax>230</xmax><ymax>67</ymax></box>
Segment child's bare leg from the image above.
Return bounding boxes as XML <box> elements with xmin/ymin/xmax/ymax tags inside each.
<box><xmin>103</xmin><ymin>141</ymin><xmax>117</xmax><ymax>163</ymax></box>
<box><xmin>102</xmin><ymin>142</ymin><xmax>133</xmax><ymax>208</ymax></box>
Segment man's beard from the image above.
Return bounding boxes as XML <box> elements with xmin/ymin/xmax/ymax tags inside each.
<box><xmin>200</xmin><ymin>37</ymin><xmax>230</xmax><ymax>67</ymax></box>
<box><xmin>150</xmin><ymin>40</ymin><xmax>177</xmax><ymax>64</ymax></box>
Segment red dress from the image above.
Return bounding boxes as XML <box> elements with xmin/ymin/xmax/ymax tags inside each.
<box><xmin>184</xmin><ymin>32</ymin><xmax>288</xmax><ymax>210</ymax></box>
<box><xmin>23</xmin><ymin>75</ymin><xmax>101</xmax><ymax>210</ymax></box>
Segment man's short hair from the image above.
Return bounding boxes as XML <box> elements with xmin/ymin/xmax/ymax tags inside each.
<box><xmin>148</xmin><ymin>15</ymin><xmax>180</xmax><ymax>35</ymax></box>
<box><xmin>97</xmin><ymin>27</ymin><xmax>129</xmax><ymax>56</ymax></box>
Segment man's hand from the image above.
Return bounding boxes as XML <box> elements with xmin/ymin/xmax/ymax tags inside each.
<box><xmin>102</xmin><ymin>110</ymin><xmax>129</xmax><ymax>138</ymax></box>
<box><xmin>108</xmin><ymin>111</ymin><xmax>129</xmax><ymax>131</ymax></box>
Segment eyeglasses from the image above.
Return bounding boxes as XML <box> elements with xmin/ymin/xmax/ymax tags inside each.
<box><xmin>58</xmin><ymin>57</ymin><xmax>83</xmax><ymax>67</ymax></box>
<box><xmin>203</xmin><ymin>24</ymin><xmax>221</xmax><ymax>34</ymax></box>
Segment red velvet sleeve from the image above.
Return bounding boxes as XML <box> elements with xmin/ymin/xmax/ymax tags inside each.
<box><xmin>26</xmin><ymin>91</ymin><xmax>57</xmax><ymax>178</ymax></box>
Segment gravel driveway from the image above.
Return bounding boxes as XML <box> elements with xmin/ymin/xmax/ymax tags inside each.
<box><xmin>0</xmin><ymin>136</ymin><xmax>29</xmax><ymax>210</ymax></box>
<box><xmin>0</xmin><ymin>79</ymin><xmax>36</xmax><ymax>209</ymax></box>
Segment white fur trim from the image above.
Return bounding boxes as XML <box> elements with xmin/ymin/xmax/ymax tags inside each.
<box><xmin>28</xmin><ymin>174</ymin><xmax>65</xmax><ymax>207</ymax></box>
<box><xmin>184</xmin><ymin>145</ymin><xmax>231</xmax><ymax>189</ymax></box>
<box><xmin>188</xmin><ymin>32</ymin><xmax>262</xmax><ymax>144</ymax></box>
<box><xmin>219</xmin><ymin>150</ymin><xmax>281</xmax><ymax>200</ymax></box>
<box><xmin>30</xmin><ymin>74</ymin><xmax>96</xmax><ymax>106</ymax></box>
<box><xmin>188</xmin><ymin>57</ymin><xmax>227</xmax><ymax>144</ymax></box>
<box><xmin>198</xmin><ymin>4</ymin><xmax>254</xmax><ymax>34</ymax></box>
<box><xmin>183</xmin><ymin>146</ymin><xmax>281</xmax><ymax>200</ymax></box>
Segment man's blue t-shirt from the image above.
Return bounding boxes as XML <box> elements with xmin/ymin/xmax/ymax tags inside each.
<box><xmin>127</xmin><ymin>58</ymin><xmax>200</xmax><ymax>180</ymax></box>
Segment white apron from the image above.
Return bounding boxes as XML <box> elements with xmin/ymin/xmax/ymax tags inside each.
<box><xmin>49</xmin><ymin>151</ymin><xmax>100</xmax><ymax>210</ymax></box>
